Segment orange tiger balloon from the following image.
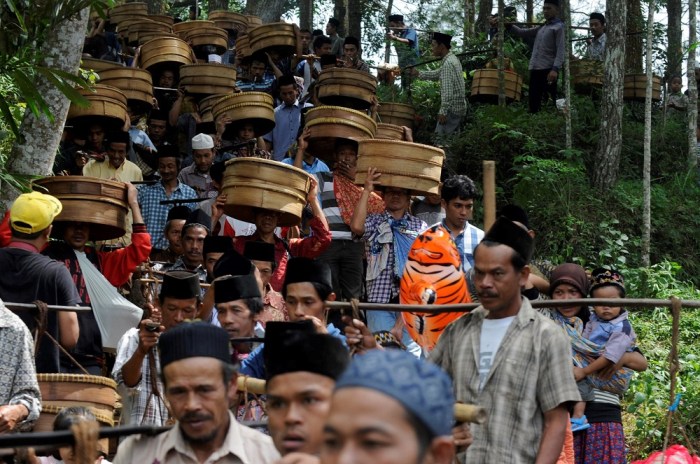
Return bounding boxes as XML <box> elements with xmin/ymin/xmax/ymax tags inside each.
<box><xmin>400</xmin><ymin>224</ymin><xmax>471</xmax><ymax>352</ymax></box>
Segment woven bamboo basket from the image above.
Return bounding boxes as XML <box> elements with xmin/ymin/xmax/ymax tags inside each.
<box><xmin>247</xmin><ymin>22</ymin><xmax>298</xmax><ymax>55</ymax></box>
<box><xmin>198</xmin><ymin>94</ymin><xmax>228</xmax><ymax>133</ymax></box>
<box><xmin>247</xmin><ymin>15</ymin><xmax>263</xmax><ymax>27</ymax></box>
<box><xmin>109</xmin><ymin>2</ymin><xmax>148</xmax><ymax>24</ymax></box>
<box><xmin>212</xmin><ymin>91</ymin><xmax>275</xmax><ymax>138</ymax></box>
<box><xmin>377</xmin><ymin>102</ymin><xmax>415</xmax><ymax>129</ymax></box>
<box><xmin>138</xmin><ymin>31</ymin><xmax>178</xmax><ymax>44</ymax></box>
<box><xmin>172</xmin><ymin>19</ymin><xmax>215</xmax><ymax>38</ymax></box>
<box><xmin>209</xmin><ymin>10</ymin><xmax>248</xmax><ymax>32</ymax></box>
<box><xmin>183</xmin><ymin>25</ymin><xmax>229</xmax><ymax>56</ymax></box>
<box><xmin>222</xmin><ymin>158</ymin><xmax>312</xmax><ymax>226</ymax></box>
<box><xmin>317</xmin><ymin>67</ymin><xmax>378</xmax><ymax>110</ymax></box>
<box><xmin>139</xmin><ymin>36</ymin><xmax>194</xmax><ymax>74</ymax></box>
<box><xmin>355</xmin><ymin>139</ymin><xmax>444</xmax><ymax>195</ymax></box>
<box><xmin>149</xmin><ymin>14</ymin><xmax>174</xmax><ymax>26</ymax></box>
<box><xmin>127</xmin><ymin>18</ymin><xmax>172</xmax><ymax>45</ymax></box>
<box><xmin>66</xmin><ymin>84</ymin><xmax>128</xmax><ymax>133</ymax></box>
<box><xmin>470</xmin><ymin>69</ymin><xmax>523</xmax><ymax>102</ymax></box>
<box><xmin>34</xmin><ymin>176</ymin><xmax>129</xmax><ymax>241</ymax></box>
<box><xmin>35</xmin><ymin>374</ymin><xmax>120</xmax><ymax>430</ymax></box>
<box><xmin>179</xmin><ymin>63</ymin><xmax>237</xmax><ymax>96</ymax></box>
<box><xmin>304</xmin><ymin>105</ymin><xmax>377</xmax><ymax>163</ymax></box>
<box><xmin>98</xmin><ymin>67</ymin><xmax>154</xmax><ymax>113</ymax></box>
<box><xmin>571</xmin><ymin>59</ymin><xmax>604</xmax><ymax>87</ymax></box>
<box><xmin>236</xmin><ymin>34</ymin><xmax>252</xmax><ymax>59</ymax></box>
<box><xmin>376</xmin><ymin>123</ymin><xmax>406</xmax><ymax>141</ymax></box>
<box><xmin>81</xmin><ymin>57</ymin><xmax>120</xmax><ymax>73</ymax></box>
<box><xmin>115</xmin><ymin>17</ymin><xmax>142</xmax><ymax>37</ymax></box>
<box><xmin>624</xmin><ymin>74</ymin><xmax>662</xmax><ymax>102</ymax></box>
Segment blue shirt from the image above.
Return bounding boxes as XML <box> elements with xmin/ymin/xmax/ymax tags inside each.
<box><xmin>240</xmin><ymin>323</ymin><xmax>345</xmax><ymax>379</ymax></box>
<box><xmin>281</xmin><ymin>157</ymin><xmax>330</xmax><ymax>174</ymax></box>
<box><xmin>438</xmin><ymin>220</ymin><xmax>484</xmax><ymax>272</ymax></box>
<box><xmin>396</xmin><ymin>28</ymin><xmax>420</xmax><ymax>67</ymax></box>
<box><xmin>263</xmin><ymin>100</ymin><xmax>313</xmax><ymax>161</ymax></box>
<box><xmin>137</xmin><ymin>181</ymin><xmax>197</xmax><ymax>249</ymax></box>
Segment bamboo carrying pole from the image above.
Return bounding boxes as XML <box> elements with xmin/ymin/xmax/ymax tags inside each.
<box><xmin>482</xmin><ymin>160</ymin><xmax>496</xmax><ymax>230</ymax></box>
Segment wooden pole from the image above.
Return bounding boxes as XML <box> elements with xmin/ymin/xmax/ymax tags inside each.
<box><xmin>482</xmin><ymin>160</ymin><xmax>496</xmax><ymax>230</ymax></box>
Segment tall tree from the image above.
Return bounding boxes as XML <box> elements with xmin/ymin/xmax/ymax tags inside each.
<box><xmin>209</xmin><ymin>0</ymin><xmax>230</xmax><ymax>11</ymax></box>
<box><xmin>348</xmin><ymin>0</ymin><xmax>362</xmax><ymax>42</ymax></box>
<box><xmin>688</xmin><ymin>0</ymin><xmax>698</xmax><ymax>168</ymax></box>
<box><xmin>146</xmin><ymin>0</ymin><xmax>166</xmax><ymax>14</ymax></box>
<box><xmin>245</xmin><ymin>0</ymin><xmax>286</xmax><ymax>22</ymax></box>
<box><xmin>464</xmin><ymin>0</ymin><xmax>475</xmax><ymax>39</ymax></box>
<box><xmin>299</xmin><ymin>0</ymin><xmax>313</xmax><ymax>30</ymax></box>
<box><xmin>526</xmin><ymin>0</ymin><xmax>533</xmax><ymax>23</ymax></box>
<box><xmin>4</xmin><ymin>7</ymin><xmax>92</xmax><ymax>204</ymax></box>
<box><xmin>625</xmin><ymin>0</ymin><xmax>643</xmax><ymax>72</ymax></box>
<box><xmin>641</xmin><ymin>0</ymin><xmax>654</xmax><ymax>266</ymax></box>
<box><xmin>475</xmin><ymin>0</ymin><xmax>493</xmax><ymax>34</ymax></box>
<box><xmin>334</xmin><ymin>0</ymin><xmax>348</xmax><ymax>37</ymax></box>
<box><xmin>592</xmin><ymin>0</ymin><xmax>627</xmax><ymax>191</ymax></box>
<box><xmin>666</xmin><ymin>0</ymin><xmax>682</xmax><ymax>78</ymax></box>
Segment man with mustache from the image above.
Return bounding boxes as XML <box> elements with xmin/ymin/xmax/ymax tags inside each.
<box><xmin>429</xmin><ymin>217</ymin><xmax>581</xmax><ymax>462</ymax></box>
<box><xmin>113</xmin><ymin>321</ymin><xmax>280</xmax><ymax>463</ymax></box>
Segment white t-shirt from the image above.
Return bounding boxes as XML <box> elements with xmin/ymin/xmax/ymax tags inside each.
<box><xmin>478</xmin><ymin>316</ymin><xmax>516</xmax><ymax>391</ymax></box>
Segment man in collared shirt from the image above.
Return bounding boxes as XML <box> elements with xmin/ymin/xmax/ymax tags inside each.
<box><xmin>510</xmin><ymin>0</ymin><xmax>565</xmax><ymax>113</ymax></box>
<box><xmin>350</xmin><ymin>168</ymin><xmax>426</xmax><ymax>357</ymax></box>
<box><xmin>586</xmin><ymin>12</ymin><xmax>606</xmax><ymax>61</ymax></box>
<box><xmin>387</xmin><ymin>14</ymin><xmax>419</xmax><ymax>89</ymax></box>
<box><xmin>82</xmin><ymin>131</ymin><xmax>143</xmax><ymax>183</ymax></box>
<box><xmin>138</xmin><ymin>145</ymin><xmax>198</xmax><ymax>250</ymax></box>
<box><xmin>236</xmin><ymin>53</ymin><xmax>280</xmax><ymax>95</ymax></box>
<box><xmin>113</xmin><ymin>321</ymin><xmax>280</xmax><ymax>463</ymax></box>
<box><xmin>434</xmin><ymin>175</ymin><xmax>484</xmax><ymax>273</ymax></box>
<box><xmin>112</xmin><ymin>271</ymin><xmax>203</xmax><ymax>427</ymax></box>
<box><xmin>340</xmin><ymin>36</ymin><xmax>369</xmax><ymax>73</ymax></box>
<box><xmin>430</xmin><ymin>217</ymin><xmax>580</xmax><ymax>462</ymax></box>
<box><xmin>178</xmin><ymin>133</ymin><xmax>216</xmax><ymax>198</ymax></box>
<box><xmin>414</xmin><ymin>32</ymin><xmax>466</xmax><ymax>137</ymax></box>
<box><xmin>264</xmin><ymin>74</ymin><xmax>314</xmax><ymax>161</ymax></box>
<box><xmin>168</xmin><ymin>211</ymin><xmax>209</xmax><ymax>284</ymax></box>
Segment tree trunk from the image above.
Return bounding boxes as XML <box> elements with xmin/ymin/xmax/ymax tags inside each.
<box><xmin>209</xmin><ymin>0</ymin><xmax>229</xmax><ymax>11</ymax></box>
<box><xmin>497</xmin><ymin>0</ymin><xmax>506</xmax><ymax>106</ymax></box>
<box><xmin>383</xmin><ymin>0</ymin><xmax>394</xmax><ymax>62</ymax></box>
<box><xmin>299</xmin><ymin>0</ymin><xmax>313</xmax><ymax>31</ymax></box>
<box><xmin>666</xmin><ymin>0</ymin><xmax>682</xmax><ymax>78</ymax></box>
<box><xmin>145</xmin><ymin>0</ymin><xmax>166</xmax><ymax>14</ymax></box>
<box><xmin>334</xmin><ymin>0</ymin><xmax>348</xmax><ymax>38</ymax></box>
<box><xmin>563</xmin><ymin>0</ymin><xmax>572</xmax><ymax>149</ymax></box>
<box><xmin>475</xmin><ymin>0</ymin><xmax>493</xmax><ymax>34</ymax></box>
<box><xmin>625</xmin><ymin>0</ymin><xmax>643</xmax><ymax>72</ymax></box>
<box><xmin>347</xmin><ymin>0</ymin><xmax>361</xmax><ymax>42</ymax></box>
<box><xmin>641</xmin><ymin>0</ymin><xmax>654</xmax><ymax>267</ymax></box>
<box><xmin>3</xmin><ymin>7</ymin><xmax>90</xmax><ymax>205</ymax></box>
<box><xmin>592</xmin><ymin>0</ymin><xmax>627</xmax><ymax>191</ymax></box>
<box><xmin>526</xmin><ymin>0</ymin><xmax>534</xmax><ymax>23</ymax></box>
<box><xmin>688</xmin><ymin>0</ymin><xmax>697</xmax><ymax>168</ymax></box>
<box><xmin>464</xmin><ymin>0</ymin><xmax>475</xmax><ymax>40</ymax></box>
<box><xmin>245</xmin><ymin>0</ymin><xmax>286</xmax><ymax>23</ymax></box>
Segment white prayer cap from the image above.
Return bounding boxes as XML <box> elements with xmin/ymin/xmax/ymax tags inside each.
<box><xmin>192</xmin><ymin>133</ymin><xmax>214</xmax><ymax>150</ymax></box>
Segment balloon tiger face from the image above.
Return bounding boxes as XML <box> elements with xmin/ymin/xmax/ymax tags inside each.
<box><xmin>400</xmin><ymin>225</ymin><xmax>471</xmax><ymax>352</ymax></box>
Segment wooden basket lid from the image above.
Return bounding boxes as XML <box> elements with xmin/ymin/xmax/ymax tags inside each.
<box><xmin>139</xmin><ymin>36</ymin><xmax>194</xmax><ymax>72</ymax></box>
<box><xmin>470</xmin><ymin>69</ymin><xmax>523</xmax><ymax>102</ymax></box>
<box><xmin>183</xmin><ymin>26</ymin><xmax>229</xmax><ymax>55</ymax></box>
<box><xmin>376</xmin><ymin>123</ymin><xmax>405</xmax><ymax>140</ymax></box>
<box><xmin>98</xmin><ymin>67</ymin><xmax>154</xmax><ymax>107</ymax></box>
<box><xmin>623</xmin><ymin>74</ymin><xmax>661</xmax><ymax>101</ymax></box>
<box><xmin>127</xmin><ymin>19</ymin><xmax>173</xmax><ymax>45</ymax></box>
<box><xmin>66</xmin><ymin>84</ymin><xmax>128</xmax><ymax>131</ymax></box>
<box><xmin>173</xmin><ymin>19</ymin><xmax>215</xmax><ymax>36</ymax></box>
<box><xmin>235</xmin><ymin>34</ymin><xmax>252</xmax><ymax>58</ymax></box>
<box><xmin>247</xmin><ymin>22</ymin><xmax>298</xmax><ymax>55</ymax></box>
<box><xmin>212</xmin><ymin>91</ymin><xmax>275</xmax><ymax>138</ymax></box>
<box><xmin>34</xmin><ymin>176</ymin><xmax>129</xmax><ymax>241</ymax></box>
<box><xmin>305</xmin><ymin>105</ymin><xmax>377</xmax><ymax>162</ymax></box>
<box><xmin>109</xmin><ymin>2</ymin><xmax>148</xmax><ymax>23</ymax></box>
<box><xmin>247</xmin><ymin>15</ymin><xmax>263</xmax><ymax>26</ymax></box>
<box><xmin>149</xmin><ymin>14</ymin><xmax>174</xmax><ymax>26</ymax></box>
<box><xmin>209</xmin><ymin>10</ymin><xmax>248</xmax><ymax>32</ymax></box>
<box><xmin>81</xmin><ymin>57</ymin><xmax>121</xmax><ymax>73</ymax></box>
<box><xmin>377</xmin><ymin>102</ymin><xmax>415</xmax><ymax>128</ymax></box>
<box><xmin>222</xmin><ymin>158</ymin><xmax>312</xmax><ymax>226</ymax></box>
<box><xmin>355</xmin><ymin>139</ymin><xmax>444</xmax><ymax>195</ymax></box>
<box><xmin>180</xmin><ymin>63</ymin><xmax>238</xmax><ymax>96</ymax></box>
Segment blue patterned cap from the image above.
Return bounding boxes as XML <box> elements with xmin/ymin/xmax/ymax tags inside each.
<box><xmin>334</xmin><ymin>349</ymin><xmax>455</xmax><ymax>436</ymax></box>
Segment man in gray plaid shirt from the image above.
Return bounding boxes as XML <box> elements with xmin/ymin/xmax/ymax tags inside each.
<box><xmin>430</xmin><ymin>217</ymin><xmax>580</xmax><ymax>462</ymax></box>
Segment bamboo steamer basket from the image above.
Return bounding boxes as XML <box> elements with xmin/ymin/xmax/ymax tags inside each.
<box><xmin>149</xmin><ymin>14</ymin><xmax>174</xmax><ymax>26</ymax></box>
<box><xmin>236</xmin><ymin>34</ymin><xmax>252</xmax><ymax>59</ymax></box>
<box><xmin>127</xmin><ymin>18</ymin><xmax>173</xmax><ymax>45</ymax></box>
<box><xmin>138</xmin><ymin>31</ymin><xmax>178</xmax><ymax>45</ymax></box>
<box><xmin>212</xmin><ymin>91</ymin><xmax>275</xmax><ymax>138</ymax></box>
<box><xmin>81</xmin><ymin>57</ymin><xmax>120</xmax><ymax>73</ymax></box>
<box><xmin>183</xmin><ymin>25</ymin><xmax>229</xmax><ymax>56</ymax></box>
<box><xmin>34</xmin><ymin>374</ymin><xmax>120</xmax><ymax>432</ymax></box>
<box><xmin>248</xmin><ymin>22</ymin><xmax>298</xmax><ymax>56</ymax></box>
<box><xmin>377</xmin><ymin>102</ymin><xmax>415</xmax><ymax>129</ymax></box>
<box><xmin>115</xmin><ymin>17</ymin><xmax>143</xmax><ymax>37</ymax></box>
<box><xmin>304</xmin><ymin>106</ymin><xmax>377</xmax><ymax>163</ymax></box>
<box><xmin>571</xmin><ymin>59</ymin><xmax>604</xmax><ymax>87</ymax></box>
<box><xmin>247</xmin><ymin>15</ymin><xmax>263</xmax><ymax>27</ymax></box>
<box><xmin>470</xmin><ymin>69</ymin><xmax>523</xmax><ymax>102</ymax></box>
<box><xmin>355</xmin><ymin>139</ymin><xmax>444</xmax><ymax>195</ymax></box>
<box><xmin>624</xmin><ymin>74</ymin><xmax>661</xmax><ymax>102</ymax></box>
<box><xmin>180</xmin><ymin>63</ymin><xmax>237</xmax><ymax>96</ymax></box>
<box><xmin>173</xmin><ymin>20</ymin><xmax>215</xmax><ymax>38</ymax></box>
<box><xmin>198</xmin><ymin>94</ymin><xmax>228</xmax><ymax>133</ymax></box>
<box><xmin>98</xmin><ymin>67</ymin><xmax>154</xmax><ymax>114</ymax></box>
<box><xmin>109</xmin><ymin>2</ymin><xmax>148</xmax><ymax>24</ymax></box>
<box><xmin>66</xmin><ymin>84</ymin><xmax>128</xmax><ymax>133</ymax></box>
<box><xmin>376</xmin><ymin>123</ymin><xmax>406</xmax><ymax>140</ymax></box>
<box><xmin>317</xmin><ymin>67</ymin><xmax>378</xmax><ymax>110</ymax></box>
<box><xmin>209</xmin><ymin>10</ymin><xmax>248</xmax><ymax>32</ymax></box>
<box><xmin>139</xmin><ymin>36</ymin><xmax>194</xmax><ymax>74</ymax></box>
<box><xmin>34</xmin><ymin>176</ymin><xmax>129</xmax><ymax>241</ymax></box>
<box><xmin>222</xmin><ymin>158</ymin><xmax>312</xmax><ymax>226</ymax></box>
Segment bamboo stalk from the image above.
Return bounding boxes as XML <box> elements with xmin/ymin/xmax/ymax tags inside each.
<box><xmin>4</xmin><ymin>303</ymin><xmax>92</xmax><ymax>312</ymax></box>
<box><xmin>482</xmin><ymin>160</ymin><xmax>496</xmax><ymax>230</ymax></box>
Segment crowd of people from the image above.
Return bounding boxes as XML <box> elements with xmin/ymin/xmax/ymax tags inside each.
<box><xmin>0</xmin><ymin>6</ymin><xmax>652</xmax><ymax>464</ymax></box>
